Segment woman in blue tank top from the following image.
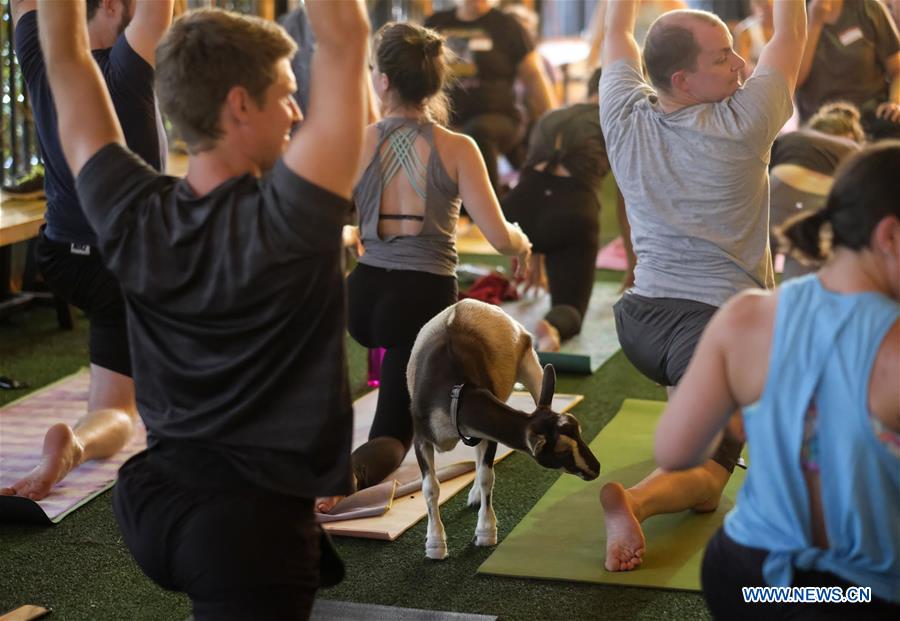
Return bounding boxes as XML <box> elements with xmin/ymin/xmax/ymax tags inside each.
<box><xmin>654</xmin><ymin>142</ymin><xmax>900</xmax><ymax>619</ymax></box>
<box><xmin>316</xmin><ymin>22</ymin><xmax>533</xmax><ymax>513</ymax></box>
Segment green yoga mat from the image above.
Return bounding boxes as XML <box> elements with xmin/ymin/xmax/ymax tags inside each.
<box><xmin>478</xmin><ymin>399</ymin><xmax>747</xmax><ymax>591</ymax></box>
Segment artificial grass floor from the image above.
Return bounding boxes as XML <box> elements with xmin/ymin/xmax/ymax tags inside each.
<box><xmin>0</xmin><ymin>255</ymin><xmax>712</xmax><ymax>620</ymax></box>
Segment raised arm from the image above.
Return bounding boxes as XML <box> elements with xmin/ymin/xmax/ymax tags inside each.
<box><xmin>585</xmin><ymin>0</ymin><xmax>608</xmax><ymax>69</ymax></box>
<box><xmin>454</xmin><ymin>135</ymin><xmax>531</xmax><ymax>270</ymax></box>
<box><xmin>37</xmin><ymin>0</ymin><xmax>124</xmax><ymax>178</ymax></box>
<box><xmin>601</xmin><ymin>0</ymin><xmax>641</xmax><ymax>68</ymax></box>
<box><xmin>517</xmin><ymin>51</ymin><xmax>559</xmax><ymax>119</ymax></box>
<box><xmin>11</xmin><ymin>0</ymin><xmax>36</xmax><ymax>28</ymax></box>
<box><xmin>757</xmin><ymin>0</ymin><xmax>807</xmax><ymax>95</ymax></box>
<box><xmin>124</xmin><ymin>0</ymin><xmax>174</xmax><ymax>68</ymax></box>
<box><xmin>282</xmin><ymin>0</ymin><xmax>370</xmax><ymax>199</ymax></box>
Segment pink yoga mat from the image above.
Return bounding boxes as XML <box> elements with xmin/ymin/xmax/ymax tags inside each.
<box><xmin>0</xmin><ymin>370</ymin><xmax>147</xmax><ymax>524</ymax></box>
<box><xmin>595</xmin><ymin>237</ymin><xmax>628</xmax><ymax>271</ymax></box>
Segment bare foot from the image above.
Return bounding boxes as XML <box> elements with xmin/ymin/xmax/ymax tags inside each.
<box><xmin>0</xmin><ymin>423</ymin><xmax>84</xmax><ymax>501</ymax></box>
<box><xmin>535</xmin><ymin>320</ymin><xmax>561</xmax><ymax>352</ymax></box>
<box><xmin>315</xmin><ymin>496</ymin><xmax>346</xmax><ymax>514</ymax></box>
<box><xmin>600</xmin><ymin>482</ymin><xmax>645</xmax><ymax>571</ymax></box>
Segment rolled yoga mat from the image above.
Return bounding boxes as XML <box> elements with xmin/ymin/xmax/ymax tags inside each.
<box><xmin>478</xmin><ymin>399</ymin><xmax>747</xmax><ymax>591</ymax></box>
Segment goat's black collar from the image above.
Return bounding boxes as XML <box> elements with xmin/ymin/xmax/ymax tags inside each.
<box><xmin>450</xmin><ymin>384</ymin><xmax>481</xmax><ymax>447</ymax></box>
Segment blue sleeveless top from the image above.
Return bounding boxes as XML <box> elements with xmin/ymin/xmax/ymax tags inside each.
<box><xmin>723</xmin><ymin>274</ymin><xmax>900</xmax><ymax>602</ymax></box>
<box><xmin>353</xmin><ymin>117</ymin><xmax>462</xmax><ymax>277</ymax></box>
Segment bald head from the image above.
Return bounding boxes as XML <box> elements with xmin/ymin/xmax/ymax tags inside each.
<box><xmin>643</xmin><ymin>10</ymin><xmax>725</xmax><ymax>94</ymax></box>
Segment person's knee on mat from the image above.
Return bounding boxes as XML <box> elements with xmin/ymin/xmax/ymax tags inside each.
<box><xmin>351</xmin><ymin>436</ymin><xmax>407</xmax><ymax>489</ymax></box>
<box><xmin>545</xmin><ymin>304</ymin><xmax>583</xmax><ymax>342</ymax></box>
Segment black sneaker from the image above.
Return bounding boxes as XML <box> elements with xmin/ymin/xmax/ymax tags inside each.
<box><xmin>2</xmin><ymin>166</ymin><xmax>45</xmax><ymax>200</ymax></box>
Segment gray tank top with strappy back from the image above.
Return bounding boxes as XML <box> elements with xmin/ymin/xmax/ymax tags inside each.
<box><xmin>353</xmin><ymin>117</ymin><xmax>462</xmax><ymax>277</ymax></box>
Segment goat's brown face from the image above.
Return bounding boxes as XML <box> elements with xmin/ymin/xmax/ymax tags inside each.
<box><xmin>524</xmin><ymin>365</ymin><xmax>600</xmax><ymax>480</ymax></box>
<box><xmin>526</xmin><ymin>412</ymin><xmax>601</xmax><ymax>480</ymax></box>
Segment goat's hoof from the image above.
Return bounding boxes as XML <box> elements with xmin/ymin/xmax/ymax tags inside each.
<box><xmin>475</xmin><ymin>528</ymin><xmax>498</xmax><ymax>547</ymax></box>
<box><xmin>425</xmin><ymin>538</ymin><xmax>448</xmax><ymax>560</ymax></box>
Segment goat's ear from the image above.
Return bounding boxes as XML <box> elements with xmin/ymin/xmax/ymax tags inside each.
<box><xmin>526</xmin><ymin>427</ymin><xmax>546</xmax><ymax>456</ymax></box>
<box><xmin>538</xmin><ymin>364</ymin><xmax>556</xmax><ymax>408</ymax></box>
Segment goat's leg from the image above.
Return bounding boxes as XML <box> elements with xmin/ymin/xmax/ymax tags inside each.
<box><xmin>516</xmin><ymin>347</ymin><xmax>544</xmax><ymax>405</ymax></box>
<box><xmin>414</xmin><ymin>438</ymin><xmax>448</xmax><ymax>560</ymax></box>
<box><xmin>473</xmin><ymin>440</ymin><xmax>498</xmax><ymax>546</ymax></box>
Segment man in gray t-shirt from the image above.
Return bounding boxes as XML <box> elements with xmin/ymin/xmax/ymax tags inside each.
<box><xmin>597</xmin><ymin>0</ymin><xmax>806</xmax><ymax>572</ymax></box>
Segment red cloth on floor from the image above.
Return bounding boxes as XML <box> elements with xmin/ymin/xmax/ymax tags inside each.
<box><xmin>459</xmin><ymin>272</ymin><xmax>519</xmax><ymax>306</ymax></box>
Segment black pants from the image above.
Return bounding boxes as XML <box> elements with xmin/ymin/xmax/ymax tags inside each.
<box><xmin>34</xmin><ymin>229</ymin><xmax>131</xmax><ymax>376</ymax></box>
<box><xmin>347</xmin><ymin>263</ymin><xmax>457</xmax><ymax>488</ymax></box>
<box><xmin>114</xmin><ymin>447</ymin><xmax>331</xmax><ymax>621</ymax></box>
<box><xmin>458</xmin><ymin>113</ymin><xmax>523</xmax><ymax>191</ymax></box>
<box><xmin>502</xmin><ymin>167</ymin><xmax>600</xmax><ymax>340</ymax></box>
<box><xmin>703</xmin><ymin>528</ymin><xmax>900</xmax><ymax>620</ymax></box>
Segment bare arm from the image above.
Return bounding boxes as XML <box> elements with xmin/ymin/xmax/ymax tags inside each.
<box><xmin>124</xmin><ymin>0</ymin><xmax>174</xmax><ymax>68</ymax></box>
<box><xmin>757</xmin><ymin>0</ymin><xmax>808</xmax><ymax>95</ymax></box>
<box><xmin>517</xmin><ymin>51</ymin><xmax>558</xmax><ymax>119</ymax></box>
<box><xmin>37</xmin><ymin>0</ymin><xmax>124</xmax><ymax>178</ymax></box>
<box><xmin>11</xmin><ymin>0</ymin><xmax>36</xmax><ymax>27</ymax></box>
<box><xmin>282</xmin><ymin>0</ymin><xmax>370</xmax><ymax>199</ymax></box>
<box><xmin>455</xmin><ymin>135</ymin><xmax>531</xmax><ymax>260</ymax></box>
<box><xmin>601</xmin><ymin>0</ymin><xmax>641</xmax><ymax>69</ymax></box>
<box><xmin>585</xmin><ymin>0</ymin><xmax>608</xmax><ymax>70</ymax></box>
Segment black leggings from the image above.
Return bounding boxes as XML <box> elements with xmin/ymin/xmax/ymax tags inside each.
<box><xmin>347</xmin><ymin>263</ymin><xmax>457</xmax><ymax>488</ymax></box>
<box><xmin>702</xmin><ymin>528</ymin><xmax>900</xmax><ymax>620</ymax></box>
<box><xmin>501</xmin><ymin>167</ymin><xmax>600</xmax><ymax>340</ymax></box>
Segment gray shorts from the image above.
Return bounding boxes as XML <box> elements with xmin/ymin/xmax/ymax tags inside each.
<box><xmin>613</xmin><ymin>292</ymin><xmax>743</xmax><ymax>473</ymax></box>
<box><xmin>614</xmin><ymin>292</ymin><xmax>717</xmax><ymax>387</ymax></box>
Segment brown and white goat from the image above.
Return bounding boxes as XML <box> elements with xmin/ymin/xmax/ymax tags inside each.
<box><xmin>407</xmin><ymin>299</ymin><xmax>600</xmax><ymax>560</ymax></box>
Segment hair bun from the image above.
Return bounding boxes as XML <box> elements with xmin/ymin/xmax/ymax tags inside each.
<box><xmin>423</xmin><ymin>36</ymin><xmax>442</xmax><ymax>58</ymax></box>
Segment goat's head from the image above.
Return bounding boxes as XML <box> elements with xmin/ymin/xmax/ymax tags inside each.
<box><xmin>525</xmin><ymin>365</ymin><xmax>601</xmax><ymax>481</ymax></box>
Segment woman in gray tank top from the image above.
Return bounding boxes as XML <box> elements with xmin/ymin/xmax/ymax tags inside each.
<box><xmin>316</xmin><ymin>22</ymin><xmax>533</xmax><ymax>513</ymax></box>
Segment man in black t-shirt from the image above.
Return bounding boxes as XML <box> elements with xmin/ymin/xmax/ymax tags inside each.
<box><xmin>426</xmin><ymin>0</ymin><xmax>557</xmax><ymax>190</ymax></box>
<box><xmin>35</xmin><ymin>0</ymin><xmax>369</xmax><ymax>618</ymax></box>
<box><xmin>1</xmin><ymin>0</ymin><xmax>171</xmax><ymax>502</ymax></box>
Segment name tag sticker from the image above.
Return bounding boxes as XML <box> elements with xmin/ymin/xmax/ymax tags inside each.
<box><xmin>838</xmin><ymin>27</ymin><xmax>864</xmax><ymax>46</ymax></box>
<box><xmin>469</xmin><ymin>36</ymin><xmax>493</xmax><ymax>52</ymax></box>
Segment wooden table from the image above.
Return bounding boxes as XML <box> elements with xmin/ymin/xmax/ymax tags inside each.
<box><xmin>0</xmin><ymin>193</ymin><xmax>46</xmax><ymax>247</ymax></box>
